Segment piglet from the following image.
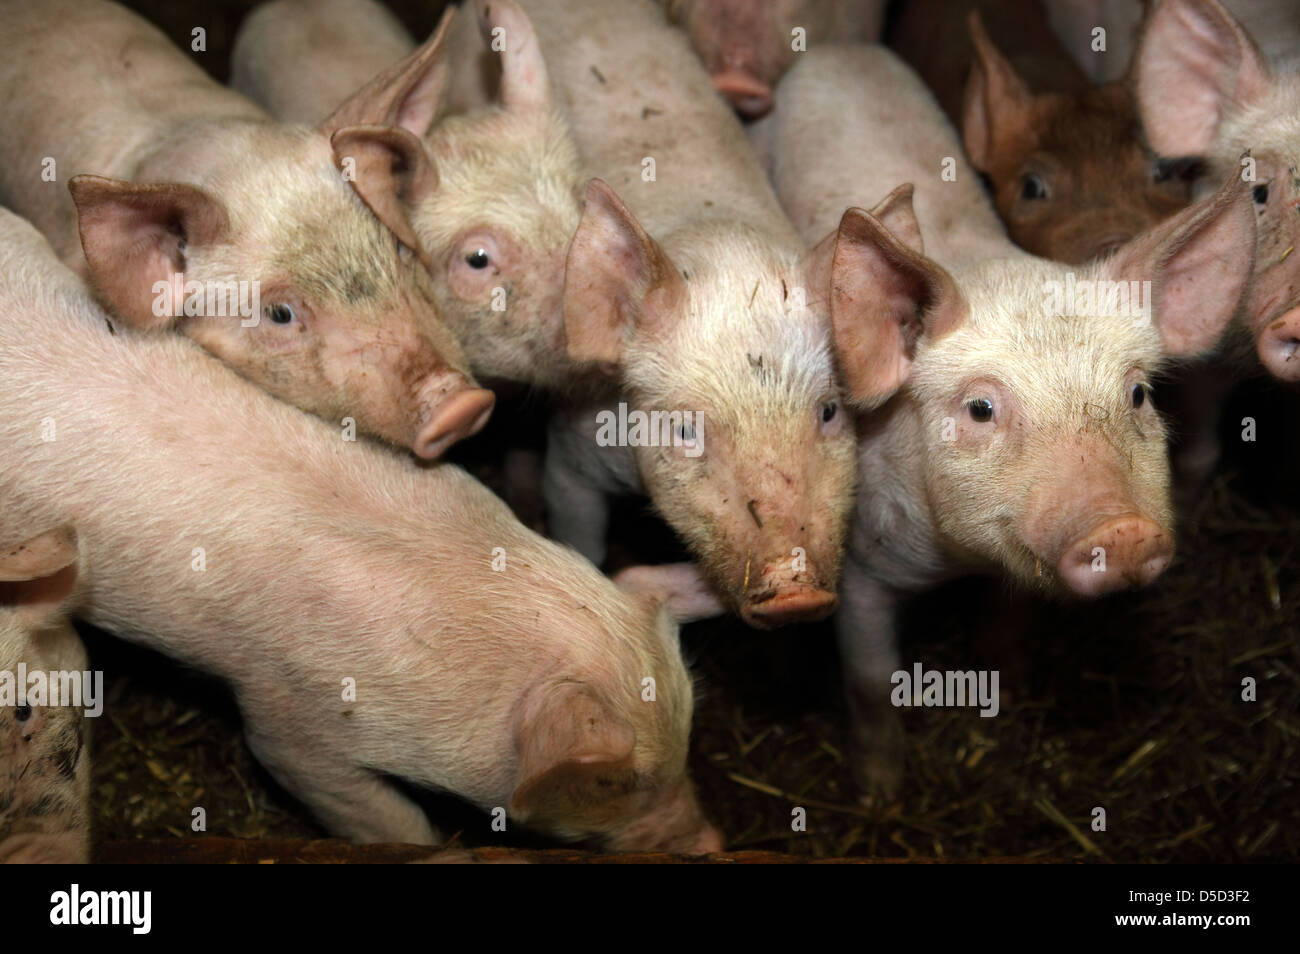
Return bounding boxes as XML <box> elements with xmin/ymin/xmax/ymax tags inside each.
<box><xmin>0</xmin><ymin>209</ymin><xmax>718</xmax><ymax>853</ymax></box>
<box><xmin>756</xmin><ymin>45</ymin><xmax>1255</xmax><ymax>798</ymax></box>
<box><xmin>660</xmin><ymin>0</ymin><xmax>887</xmax><ymax>117</ymax></box>
<box><xmin>233</xmin><ymin>0</ymin><xmax>587</xmax><ymax>391</ymax></box>
<box><xmin>524</xmin><ymin>0</ymin><xmax>918</xmax><ymax>627</ymax></box>
<box><xmin>891</xmin><ymin>1</ymin><xmax>1192</xmax><ymax>263</ymax></box>
<box><xmin>1136</xmin><ymin>0</ymin><xmax>1300</xmax><ymax>382</ymax></box>
<box><xmin>0</xmin><ymin>526</ymin><xmax>90</xmax><ymax>865</ymax></box>
<box><xmin>0</xmin><ymin>0</ymin><xmax>491</xmax><ymax>459</ymax></box>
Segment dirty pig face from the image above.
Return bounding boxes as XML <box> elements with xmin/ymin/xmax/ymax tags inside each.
<box><xmin>623</xmin><ymin>254</ymin><xmax>856</xmax><ymax>628</ymax></box>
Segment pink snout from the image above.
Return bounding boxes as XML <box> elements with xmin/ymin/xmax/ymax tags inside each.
<box><xmin>711</xmin><ymin>68</ymin><xmax>773</xmax><ymax>117</ymax></box>
<box><xmin>1257</xmin><ymin>306</ymin><xmax>1300</xmax><ymax>381</ymax></box>
<box><xmin>1056</xmin><ymin>515</ymin><xmax>1173</xmax><ymax>597</ymax></box>
<box><xmin>742</xmin><ymin>584</ymin><xmax>838</xmax><ymax>628</ymax></box>
<box><xmin>413</xmin><ymin>380</ymin><xmax>495</xmax><ymax>460</ymax></box>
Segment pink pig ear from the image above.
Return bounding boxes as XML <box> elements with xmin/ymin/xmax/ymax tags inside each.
<box><xmin>473</xmin><ymin>0</ymin><xmax>555</xmax><ymax>115</ymax></box>
<box><xmin>807</xmin><ymin>203</ymin><xmax>963</xmax><ymax>408</ymax></box>
<box><xmin>319</xmin><ymin>5</ymin><xmax>454</xmax><ymax>137</ymax></box>
<box><xmin>0</xmin><ymin>525</ymin><xmax>79</xmax><ymax>624</ymax></box>
<box><xmin>867</xmin><ymin>183</ymin><xmax>924</xmax><ymax>256</ymax></box>
<box><xmin>509</xmin><ymin>682</ymin><xmax>638</xmax><ymax>826</ymax></box>
<box><xmin>563</xmin><ymin>179</ymin><xmax>685</xmax><ymax>371</ymax></box>
<box><xmin>330</xmin><ymin>125</ymin><xmax>438</xmax><ymax>261</ymax></box>
<box><xmin>1136</xmin><ymin>0</ymin><xmax>1271</xmax><ymax>157</ymax></box>
<box><xmin>963</xmin><ymin>10</ymin><xmax>1036</xmax><ymax>173</ymax></box>
<box><xmin>69</xmin><ymin>175</ymin><xmax>231</xmax><ymax>331</ymax></box>
<box><xmin>1103</xmin><ymin>176</ymin><xmax>1256</xmax><ymax>356</ymax></box>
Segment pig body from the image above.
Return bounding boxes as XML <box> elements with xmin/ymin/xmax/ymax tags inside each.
<box><xmin>660</xmin><ymin>0</ymin><xmax>888</xmax><ymax>116</ymax></box>
<box><xmin>0</xmin><ymin>527</ymin><xmax>90</xmax><ymax>864</ymax></box>
<box><xmin>232</xmin><ymin>0</ymin><xmax>587</xmax><ymax>390</ymax></box>
<box><xmin>0</xmin><ymin>210</ymin><xmax>718</xmax><ymax>853</ymax></box>
<box><xmin>757</xmin><ymin>45</ymin><xmax>1254</xmax><ymax>797</ymax></box>
<box><xmin>1137</xmin><ymin>0</ymin><xmax>1300</xmax><ymax>381</ymax></box>
<box><xmin>891</xmin><ymin>0</ymin><xmax>1192</xmax><ymax>263</ymax></box>
<box><xmin>0</xmin><ymin>0</ymin><xmax>490</xmax><ymax>459</ymax></box>
<box><xmin>519</xmin><ymin>0</ymin><xmax>901</xmax><ymax>628</ymax></box>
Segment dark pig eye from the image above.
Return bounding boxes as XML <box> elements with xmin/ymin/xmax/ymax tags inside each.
<box><xmin>822</xmin><ymin>401</ymin><xmax>837</xmax><ymax>423</ymax></box>
<box><xmin>266</xmin><ymin>303</ymin><xmax>295</xmax><ymax>325</ymax></box>
<box><xmin>15</xmin><ymin>704</ymin><xmax>32</xmax><ymax>723</ymax></box>
<box><xmin>967</xmin><ymin>398</ymin><xmax>994</xmax><ymax>422</ymax></box>
<box><xmin>1253</xmin><ymin>183</ymin><xmax>1270</xmax><ymax>205</ymax></box>
<box><xmin>466</xmin><ymin>249</ymin><xmax>490</xmax><ymax>269</ymax></box>
<box><xmin>1021</xmin><ymin>173</ymin><xmax>1048</xmax><ymax>200</ymax></box>
<box><xmin>1132</xmin><ymin>383</ymin><xmax>1147</xmax><ymax>408</ymax></box>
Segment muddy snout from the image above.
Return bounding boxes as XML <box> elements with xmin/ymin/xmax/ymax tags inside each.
<box><xmin>410</xmin><ymin>373</ymin><xmax>495</xmax><ymax>460</ymax></box>
<box><xmin>1056</xmin><ymin>514</ymin><xmax>1173</xmax><ymax>597</ymax></box>
<box><xmin>740</xmin><ymin>557</ymin><xmax>838</xmax><ymax>628</ymax></box>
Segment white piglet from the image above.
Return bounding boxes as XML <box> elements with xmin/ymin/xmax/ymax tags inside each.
<box><xmin>756</xmin><ymin>46</ymin><xmax>1255</xmax><ymax>798</ymax></box>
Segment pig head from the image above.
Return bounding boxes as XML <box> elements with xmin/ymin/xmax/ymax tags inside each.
<box><xmin>0</xmin><ymin>525</ymin><xmax>90</xmax><ymax>865</ymax></box>
<box><xmin>1137</xmin><ymin>0</ymin><xmax>1300</xmax><ymax>381</ymax></box>
<box><xmin>66</xmin><ymin>8</ymin><xmax>492</xmax><ymax>458</ymax></box>
<box><xmin>880</xmin><ymin>178</ymin><xmax>1255</xmax><ymax>597</ymax></box>
<box><xmin>964</xmin><ymin>10</ymin><xmax>1194</xmax><ymax>264</ymax></box>
<box><xmin>563</xmin><ymin>180</ymin><xmax>923</xmax><ymax>627</ymax></box>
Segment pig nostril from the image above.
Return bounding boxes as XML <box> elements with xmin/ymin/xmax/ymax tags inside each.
<box><xmin>1258</xmin><ymin>311</ymin><xmax>1300</xmax><ymax>381</ymax></box>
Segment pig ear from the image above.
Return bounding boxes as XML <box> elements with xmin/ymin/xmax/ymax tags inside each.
<box><xmin>1136</xmin><ymin>0</ymin><xmax>1271</xmax><ymax>156</ymax></box>
<box><xmin>509</xmin><ymin>683</ymin><xmax>638</xmax><ymax>824</ymax></box>
<box><xmin>613</xmin><ymin>563</ymin><xmax>728</xmax><ymax>624</ymax></box>
<box><xmin>563</xmin><ymin>179</ymin><xmax>685</xmax><ymax>370</ymax></box>
<box><xmin>808</xmin><ymin>206</ymin><xmax>962</xmax><ymax>407</ymax></box>
<box><xmin>319</xmin><ymin>6</ymin><xmax>454</xmax><ymax>137</ymax></box>
<box><xmin>1103</xmin><ymin>177</ymin><xmax>1256</xmax><ymax>355</ymax></box>
<box><xmin>474</xmin><ymin>0</ymin><xmax>555</xmax><ymax>115</ymax></box>
<box><xmin>69</xmin><ymin>175</ymin><xmax>231</xmax><ymax>331</ymax></box>
<box><xmin>867</xmin><ymin>183</ymin><xmax>924</xmax><ymax>256</ymax></box>
<box><xmin>963</xmin><ymin>10</ymin><xmax>1035</xmax><ymax>172</ymax></box>
<box><xmin>0</xmin><ymin>525</ymin><xmax>79</xmax><ymax>625</ymax></box>
<box><xmin>330</xmin><ymin>125</ymin><xmax>437</xmax><ymax>260</ymax></box>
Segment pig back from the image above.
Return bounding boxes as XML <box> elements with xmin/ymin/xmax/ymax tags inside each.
<box><xmin>0</xmin><ymin>0</ymin><xmax>266</xmax><ymax>261</ymax></box>
<box><xmin>758</xmin><ymin>44</ymin><xmax>1018</xmax><ymax>270</ymax></box>
<box><xmin>519</xmin><ymin>0</ymin><xmax>799</xmax><ymax>245</ymax></box>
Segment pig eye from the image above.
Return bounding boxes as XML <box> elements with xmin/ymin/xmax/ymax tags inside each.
<box><xmin>676</xmin><ymin>421</ymin><xmax>697</xmax><ymax>443</ymax></box>
<box><xmin>1131</xmin><ymin>383</ymin><xmax>1147</xmax><ymax>408</ymax></box>
<box><xmin>821</xmin><ymin>401</ymin><xmax>838</xmax><ymax>424</ymax></box>
<box><xmin>967</xmin><ymin>398</ymin><xmax>994</xmax><ymax>423</ymax></box>
<box><xmin>1253</xmin><ymin>183</ymin><xmax>1270</xmax><ymax>205</ymax></box>
<box><xmin>265</xmin><ymin>303</ymin><xmax>295</xmax><ymax>325</ymax></box>
<box><xmin>1020</xmin><ymin>174</ymin><xmax>1048</xmax><ymax>201</ymax></box>
<box><xmin>15</xmin><ymin>704</ymin><xmax>32</xmax><ymax>723</ymax></box>
<box><xmin>465</xmin><ymin>249</ymin><xmax>491</xmax><ymax>269</ymax></box>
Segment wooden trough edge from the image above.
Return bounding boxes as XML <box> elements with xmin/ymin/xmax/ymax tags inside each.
<box><xmin>93</xmin><ymin>838</ymin><xmax>1064</xmax><ymax>864</ymax></box>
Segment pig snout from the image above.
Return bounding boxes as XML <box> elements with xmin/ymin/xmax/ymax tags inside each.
<box><xmin>741</xmin><ymin>550</ymin><xmax>839</xmax><ymax>628</ymax></box>
<box><xmin>1256</xmin><ymin>307</ymin><xmax>1300</xmax><ymax>381</ymax></box>
<box><xmin>1056</xmin><ymin>514</ymin><xmax>1173</xmax><ymax>597</ymax></box>
<box><xmin>410</xmin><ymin>374</ymin><xmax>495</xmax><ymax>460</ymax></box>
<box><xmin>711</xmin><ymin>68</ymin><xmax>774</xmax><ymax>117</ymax></box>
<box><xmin>603</xmin><ymin>782</ymin><xmax>723</xmax><ymax>855</ymax></box>
<box><xmin>742</xmin><ymin>574</ymin><xmax>838</xmax><ymax>629</ymax></box>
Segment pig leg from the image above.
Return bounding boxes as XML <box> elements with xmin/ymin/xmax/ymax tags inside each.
<box><xmin>244</xmin><ymin>731</ymin><xmax>440</xmax><ymax>844</ymax></box>
<box><xmin>836</xmin><ymin>562</ymin><xmax>905</xmax><ymax>804</ymax></box>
